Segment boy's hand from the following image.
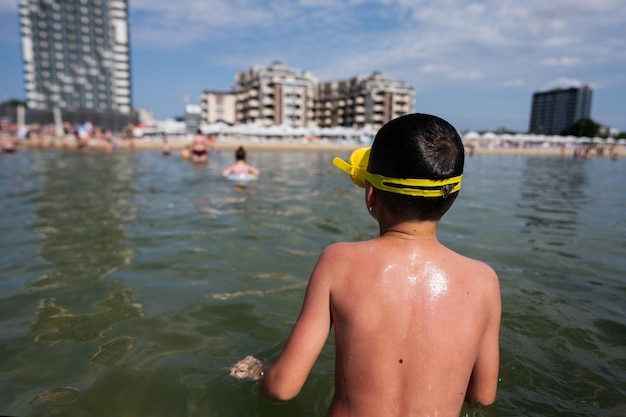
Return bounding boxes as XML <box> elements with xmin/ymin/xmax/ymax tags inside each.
<box><xmin>230</xmin><ymin>355</ymin><xmax>265</xmax><ymax>380</ymax></box>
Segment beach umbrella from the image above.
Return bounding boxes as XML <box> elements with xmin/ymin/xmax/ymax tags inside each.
<box><xmin>200</xmin><ymin>121</ymin><xmax>232</xmax><ymax>135</ymax></box>
<box><xmin>463</xmin><ymin>131</ymin><xmax>480</xmax><ymax>140</ymax></box>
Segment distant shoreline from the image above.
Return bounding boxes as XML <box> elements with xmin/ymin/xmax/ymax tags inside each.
<box><xmin>12</xmin><ymin>137</ymin><xmax>626</xmax><ymax>158</ymax></box>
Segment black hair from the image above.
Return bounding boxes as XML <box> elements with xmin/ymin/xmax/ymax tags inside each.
<box><xmin>235</xmin><ymin>146</ymin><xmax>246</xmax><ymax>161</ymax></box>
<box><xmin>368</xmin><ymin>113</ymin><xmax>464</xmax><ymax>221</ymax></box>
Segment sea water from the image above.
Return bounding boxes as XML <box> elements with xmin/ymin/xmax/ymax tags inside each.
<box><xmin>0</xmin><ymin>149</ymin><xmax>625</xmax><ymax>417</ymax></box>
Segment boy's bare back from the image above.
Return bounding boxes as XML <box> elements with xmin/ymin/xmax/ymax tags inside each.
<box><xmin>325</xmin><ymin>234</ymin><xmax>500</xmax><ymax>416</ymax></box>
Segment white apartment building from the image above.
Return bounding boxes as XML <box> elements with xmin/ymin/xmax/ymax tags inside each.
<box><xmin>234</xmin><ymin>61</ymin><xmax>317</xmax><ymax>127</ymax></box>
<box><xmin>200</xmin><ymin>90</ymin><xmax>237</xmax><ymax>125</ymax></box>
<box><xmin>315</xmin><ymin>72</ymin><xmax>414</xmax><ymax>130</ymax></box>
<box><xmin>200</xmin><ymin>63</ymin><xmax>414</xmax><ymax>130</ymax></box>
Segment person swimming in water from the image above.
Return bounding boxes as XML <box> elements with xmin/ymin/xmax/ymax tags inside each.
<box><xmin>2</xmin><ymin>133</ymin><xmax>17</xmax><ymax>153</ymax></box>
<box><xmin>222</xmin><ymin>146</ymin><xmax>259</xmax><ymax>178</ymax></box>
<box><xmin>231</xmin><ymin>113</ymin><xmax>501</xmax><ymax>417</ymax></box>
<box><xmin>190</xmin><ymin>129</ymin><xmax>209</xmax><ymax>163</ymax></box>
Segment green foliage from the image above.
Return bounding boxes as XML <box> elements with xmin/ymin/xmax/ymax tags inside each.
<box><xmin>0</xmin><ymin>98</ymin><xmax>27</xmax><ymax>107</ymax></box>
<box><xmin>560</xmin><ymin>118</ymin><xmax>600</xmax><ymax>137</ymax></box>
<box><xmin>494</xmin><ymin>127</ymin><xmax>517</xmax><ymax>135</ymax></box>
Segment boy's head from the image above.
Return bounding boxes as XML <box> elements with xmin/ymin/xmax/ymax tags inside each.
<box><xmin>333</xmin><ymin>113</ymin><xmax>464</xmax><ymax>222</ymax></box>
<box><xmin>369</xmin><ymin>113</ymin><xmax>464</xmax><ymax>221</ymax></box>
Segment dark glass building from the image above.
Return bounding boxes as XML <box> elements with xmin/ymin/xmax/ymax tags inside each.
<box><xmin>18</xmin><ymin>0</ymin><xmax>131</xmax><ymax>114</ymax></box>
<box><xmin>529</xmin><ymin>86</ymin><xmax>592</xmax><ymax>135</ymax></box>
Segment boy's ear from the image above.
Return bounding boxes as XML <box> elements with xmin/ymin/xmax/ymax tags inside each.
<box><xmin>365</xmin><ymin>182</ymin><xmax>377</xmax><ymax>208</ymax></box>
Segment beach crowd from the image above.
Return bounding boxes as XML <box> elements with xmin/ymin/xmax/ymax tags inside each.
<box><xmin>1</xmin><ymin>118</ymin><xmax>623</xmax><ymax>160</ymax></box>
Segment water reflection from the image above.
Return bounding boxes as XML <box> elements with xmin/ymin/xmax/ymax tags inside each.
<box><xmin>28</xmin><ymin>153</ymin><xmax>136</xmax><ymax>290</ymax></box>
<box><xmin>517</xmin><ymin>157</ymin><xmax>587</xmax><ymax>236</ymax></box>
<box><xmin>22</xmin><ymin>152</ymin><xmax>143</xmax><ymax>411</ymax></box>
<box><xmin>31</xmin><ymin>288</ymin><xmax>143</xmax><ymax>345</ymax></box>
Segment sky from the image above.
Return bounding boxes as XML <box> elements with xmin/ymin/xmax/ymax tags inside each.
<box><xmin>0</xmin><ymin>0</ymin><xmax>625</xmax><ymax>133</ymax></box>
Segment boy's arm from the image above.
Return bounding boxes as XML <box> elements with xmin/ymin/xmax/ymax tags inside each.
<box><xmin>259</xmin><ymin>247</ymin><xmax>336</xmax><ymax>402</ymax></box>
<box><xmin>465</xmin><ymin>269</ymin><xmax>501</xmax><ymax>406</ymax></box>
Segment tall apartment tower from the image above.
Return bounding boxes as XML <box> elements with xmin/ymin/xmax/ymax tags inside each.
<box><xmin>18</xmin><ymin>0</ymin><xmax>132</xmax><ymax>113</ymax></box>
<box><xmin>235</xmin><ymin>61</ymin><xmax>317</xmax><ymax>127</ymax></box>
<box><xmin>315</xmin><ymin>72</ymin><xmax>414</xmax><ymax>130</ymax></box>
<box><xmin>529</xmin><ymin>86</ymin><xmax>592</xmax><ymax>134</ymax></box>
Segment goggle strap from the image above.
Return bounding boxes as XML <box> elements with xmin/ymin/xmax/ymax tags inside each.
<box><xmin>332</xmin><ymin>157</ymin><xmax>353</xmax><ymax>175</ymax></box>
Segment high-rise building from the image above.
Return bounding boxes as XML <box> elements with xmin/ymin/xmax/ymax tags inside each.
<box><xmin>18</xmin><ymin>0</ymin><xmax>132</xmax><ymax>113</ymax></box>
<box><xmin>235</xmin><ymin>61</ymin><xmax>318</xmax><ymax>127</ymax></box>
<box><xmin>529</xmin><ymin>86</ymin><xmax>592</xmax><ymax>134</ymax></box>
<box><xmin>315</xmin><ymin>72</ymin><xmax>414</xmax><ymax>129</ymax></box>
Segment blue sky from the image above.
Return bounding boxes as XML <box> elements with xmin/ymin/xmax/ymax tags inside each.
<box><xmin>1</xmin><ymin>0</ymin><xmax>625</xmax><ymax>132</ymax></box>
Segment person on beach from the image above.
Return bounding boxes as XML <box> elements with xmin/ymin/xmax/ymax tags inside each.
<box><xmin>221</xmin><ymin>146</ymin><xmax>259</xmax><ymax>178</ymax></box>
<box><xmin>230</xmin><ymin>113</ymin><xmax>501</xmax><ymax>416</ymax></box>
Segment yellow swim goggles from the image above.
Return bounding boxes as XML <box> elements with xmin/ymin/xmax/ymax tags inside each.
<box><xmin>332</xmin><ymin>147</ymin><xmax>462</xmax><ymax>198</ymax></box>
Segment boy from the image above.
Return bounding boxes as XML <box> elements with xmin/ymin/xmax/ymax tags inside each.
<box><xmin>231</xmin><ymin>113</ymin><xmax>501</xmax><ymax>416</ymax></box>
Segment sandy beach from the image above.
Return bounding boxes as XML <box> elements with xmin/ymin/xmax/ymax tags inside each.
<box><xmin>11</xmin><ymin>136</ymin><xmax>626</xmax><ymax>158</ymax></box>
<box><xmin>108</xmin><ymin>138</ymin><xmax>626</xmax><ymax>159</ymax></box>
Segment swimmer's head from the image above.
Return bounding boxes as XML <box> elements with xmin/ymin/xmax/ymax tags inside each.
<box><xmin>235</xmin><ymin>146</ymin><xmax>246</xmax><ymax>161</ymax></box>
<box><xmin>333</xmin><ymin>113</ymin><xmax>464</xmax><ymax>221</ymax></box>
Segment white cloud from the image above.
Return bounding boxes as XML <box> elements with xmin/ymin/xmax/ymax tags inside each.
<box><xmin>450</xmin><ymin>70</ymin><xmax>483</xmax><ymax>80</ymax></box>
<box><xmin>540</xmin><ymin>56</ymin><xmax>581</xmax><ymax>67</ymax></box>
<box><xmin>504</xmin><ymin>79</ymin><xmax>525</xmax><ymax>88</ymax></box>
<box><xmin>129</xmin><ymin>0</ymin><xmax>287</xmax><ymax>47</ymax></box>
<box><xmin>542</xmin><ymin>37</ymin><xmax>579</xmax><ymax>48</ymax></box>
<box><xmin>542</xmin><ymin>78</ymin><xmax>584</xmax><ymax>90</ymax></box>
<box><xmin>419</xmin><ymin>64</ymin><xmax>452</xmax><ymax>75</ymax></box>
<box><xmin>0</xmin><ymin>0</ymin><xmax>16</xmax><ymax>12</ymax></box>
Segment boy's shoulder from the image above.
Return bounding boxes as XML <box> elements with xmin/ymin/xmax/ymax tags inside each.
<box><xmin>323</xmin><ymin>238</ymin><xmax>383</xmax><ymax>257</ymax></box>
